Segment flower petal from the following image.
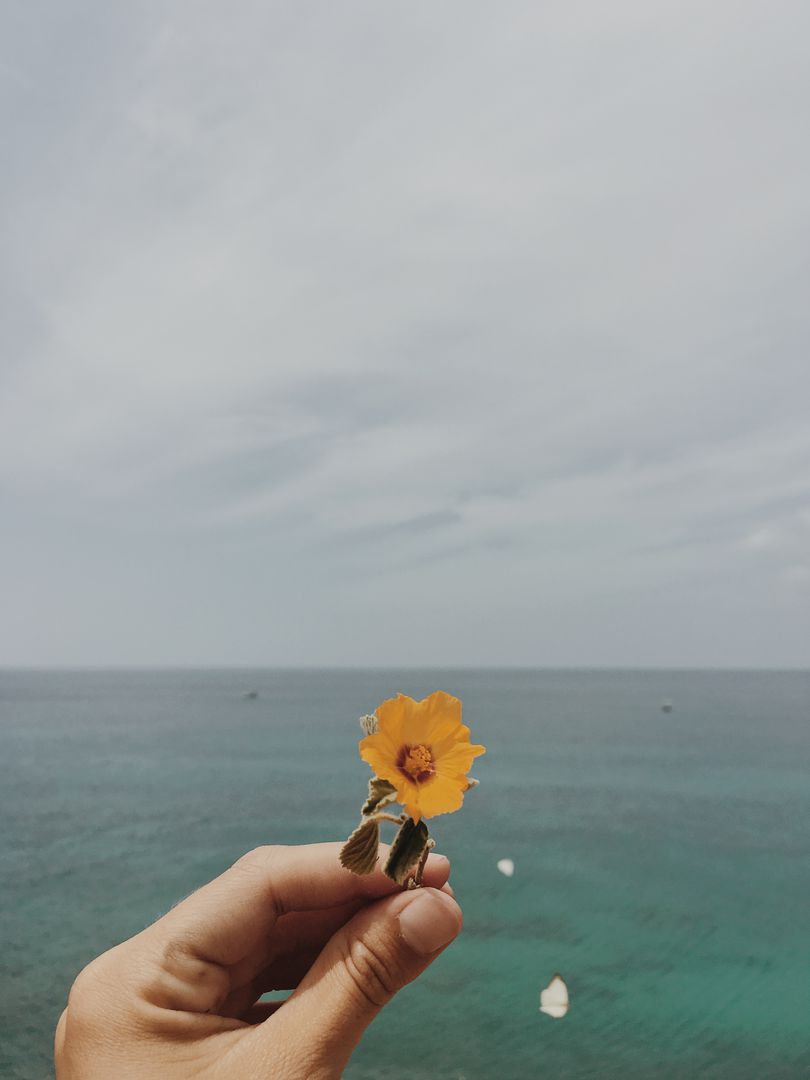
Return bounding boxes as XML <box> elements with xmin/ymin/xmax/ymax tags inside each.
<box><xmin>431</xmin><ymin>723</ymin><xmax>480</xmax><ymax>757</ymax></box>
<box><xmin>375</xmin><ymin>694</ymin><xmax>413</xmax><ymax>744</ymax></box>
<box><xmin>435</xmin><ymin>740</ymin><xmax>487</xmax><ymax>777</ymax></box>
<box><xmin>406</xmin><ymin>691</ymin><xmax>462</xmax><ymax>745</ymax></box>
<box><xmin>412</xmin><ymin>774</ymin><xmax>466</xmax><ymax>819</ymax></box>
<box><xmin>359</xmin><ymin>738</ymin><xmax>399</xmax><ymax>782</ymax></box>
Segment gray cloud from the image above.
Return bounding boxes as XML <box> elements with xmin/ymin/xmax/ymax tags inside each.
<box><xmin>1</xmin><ymin>0</ymin><xmax>809</xmax><ymax>666</ymax></box>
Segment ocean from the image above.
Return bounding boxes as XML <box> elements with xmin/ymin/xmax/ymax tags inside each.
<box><xmin>1</xmin><ymin>669</ymin><xmax>809</xmax><ymax>1079</ymax></box>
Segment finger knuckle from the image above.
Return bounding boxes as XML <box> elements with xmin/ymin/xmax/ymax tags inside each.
<box><xmin>66</xmin><ymin>956</ymin><xmax>115</xmax><ymax>1029</ymax></box>
<box><xmin>231</xmin><ymin>845</ymin><xmax>289</xmax><ymax>912</ymax></box>
<box><xmin>234</xmin><ymin>844</ymin><xmax>271</xmax><ymax>869</ymax></box>
<box><xmin>233</xmin><ymin>844</ymin><xmax>286</xmax><ymax>875</ymax></box>
<box><xmin>341</xmin><ymin>936</ymin><xmax>399</xmax><ymax>1010</ymax></box>
<box><xmin>155</xmin><ymin>939</ymin><xmax>230</xmax><ymax>1009</ymax></box>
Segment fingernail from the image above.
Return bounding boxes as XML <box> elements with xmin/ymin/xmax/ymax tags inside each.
<box><xmin>399</xmin><ymin>889</ymin><xmax>461</xmax><ymax>955</ymax></box>
<box><xmin>426</xmin><ymin>851</ymin><xmax>449</xmax><ymax>867</ymax></box>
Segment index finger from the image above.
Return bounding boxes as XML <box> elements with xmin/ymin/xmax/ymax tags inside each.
<box><xmin>147</xmin><ymin>842</ymin><xmax>451</xmax><ymax>967</ymax></box>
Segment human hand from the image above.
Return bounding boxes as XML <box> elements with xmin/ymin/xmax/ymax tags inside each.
<box><xmin>55</xmin><ymin>843</ymin><xmax>461</xmax><ymax>1079</ymax></box>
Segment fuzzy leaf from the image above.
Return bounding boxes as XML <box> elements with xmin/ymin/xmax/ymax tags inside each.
<box><xmin>359</xmin><ymin>714</ymin><xmax>379</xmax><ymax>735</ymax></box>
<box><xmin>361</xmin><ymin>777</ymin><xmax>398</xmax><ymax>817</ymax></box>
<box><xmin>339</xmin><ymin>818</ymin><xmax>381</xmax><ymax>875</ymax></box>
<box><xmin>383</xmin><ymin>817</ymin><xmax>431</xmax><ymax>885</ymax></box>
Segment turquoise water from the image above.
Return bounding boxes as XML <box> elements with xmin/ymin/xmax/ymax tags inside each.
<box><xmin>1</xmin><ymin>669</ymin><xmax>809</xmax><ymax>1078</ymax></box>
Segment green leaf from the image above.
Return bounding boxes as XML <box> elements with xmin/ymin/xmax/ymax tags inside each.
<box><xmin>361</xmin><ymin>776</ymin><xmax>398</xmax><ymax>817</ymax></box>
<box><xmin>383</xmin><ymin>817</ymin><xmax>431</xmax><ymax>885</ymax></box>
<box><xmin>339</xmin><ymin>818</ymin><xmax>381</xmax><ymax>875</ymax></box>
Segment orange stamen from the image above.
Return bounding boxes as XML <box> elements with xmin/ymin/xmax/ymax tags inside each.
<box><xmin>397</xmin><ymin>743</ymin><xmax>436</xmax><ymax>784</ymax></box>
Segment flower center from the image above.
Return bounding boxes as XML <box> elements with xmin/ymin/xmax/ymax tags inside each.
<box><xmin>397</xmin><ymin>743</ymin><xmax>436</xmax><ymax>784</ymax></box>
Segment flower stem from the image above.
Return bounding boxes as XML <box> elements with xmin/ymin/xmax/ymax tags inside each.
<box><xmin>407</xmin><ymin>837</ymin><xmax>435</xmax><ymax>889</ymax></box>
<box><xmin>369</xmin><ymin>812</ymin><xmax>408</xmax><ymax>826</ymax></box>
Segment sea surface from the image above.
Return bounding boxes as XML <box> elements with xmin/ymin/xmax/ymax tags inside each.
<box><xmin>1</xmin><ymin>669</ymin><xmax>809</xmax><ymax>1079</ymax></box>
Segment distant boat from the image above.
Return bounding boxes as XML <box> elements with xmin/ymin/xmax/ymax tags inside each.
<box><xmin>242</xmin><ymin>690</ymin><xmax>259</xmax><ymax>700</ymax></box>
<box><xmin>661</xmin><ymin>699</ymin><xmax>673</xmax><ymax>713</ymax></box>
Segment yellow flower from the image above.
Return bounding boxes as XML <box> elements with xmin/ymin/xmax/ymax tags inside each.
<box><xmin>359</xmin><ymin>691</ymin><xmax>486</xmax><ymax>823</ymax></box>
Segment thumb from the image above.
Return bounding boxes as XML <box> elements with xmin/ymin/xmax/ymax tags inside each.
<box><xmin>259</xmin><ymin>887</ymin><xmax>462</xmax><ymax>1079</ymax></box>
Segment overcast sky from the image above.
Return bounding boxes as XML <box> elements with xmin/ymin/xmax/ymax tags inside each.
<box><xmin>1</xmin><ymin>1</ymin><xmax>809</xmax><ymax>668</ymax></box>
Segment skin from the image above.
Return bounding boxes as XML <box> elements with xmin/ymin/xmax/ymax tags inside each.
<box><xmin>55</xmin><ymin>843</ymin><xmax>462</xmax><ymax>1079</ymax></box>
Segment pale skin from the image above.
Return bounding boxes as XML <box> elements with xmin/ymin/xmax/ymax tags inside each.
<box><xmin>55</xmin><ymin>843</ymin><xmax>462</xmax><ymax>1079</ymax></box>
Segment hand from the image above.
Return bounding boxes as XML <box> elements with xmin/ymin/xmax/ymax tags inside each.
<box><xmin>54</xmin><ymin>843</ymin><xmax>461</xmax><ymax>1079</ymax></box>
